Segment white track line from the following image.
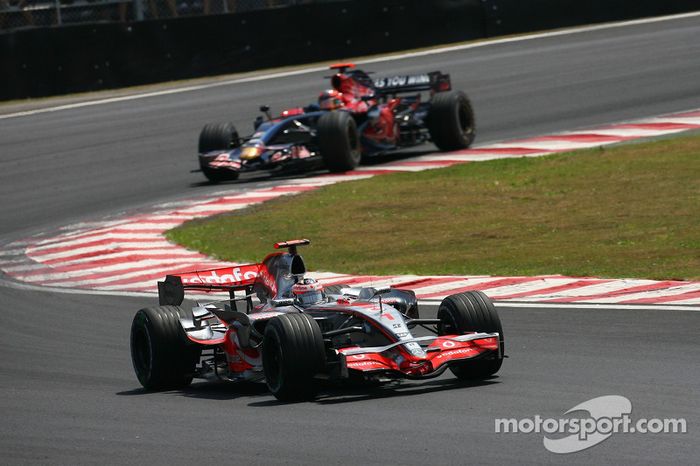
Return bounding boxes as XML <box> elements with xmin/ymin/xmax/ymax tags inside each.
<box><xmin>487</xmin><ymin>141</ymin><xmax>610</xmax><ymax>151</ymax></box>
<box><xmin>559</xmin><ymin>128</ymin><xmax>680</xmax><ymax>138</ymax></box>
<box><xmin>3</xmin><ymin>11</ymin><xmax>700</xmax><ymax>121</ymax></box>
<box><xmin>16</xmin><ymin>258</ymin><xmax>220</xmax><ymax>282</ymax></box>
<box><xmin>478</xmin><ymin>278</ymin><xmax>583</xmax><ymax>297</ymax></box>
<box><xmin>410</xmin><ymin>277</ymin><xmax>508</xmax><ymax>295</ymax></box>
<box><xmin>39</xmin><ymin>263</ymin><xmax>233</xmax><ymax>288</ymax></box>
<box><xmin>574</xmin><ymin>284</ymin><xmax>700</xmax><ymax>304</ymax></box>
<box><xmin>2</xmin><ymin>274</ymin><xmax>699</xmax><ymax>311</ymax></box>
<box><xmin>492</xmin><ymin>301</ymin><xmax>700</xmax><ymax>312</ymax></box>
<box><xmin>0</xmin><ymin>248</ymin><xmax>28</xmax><ymax>257</ymax></box>
<box><xmin>354</xmin><ymin>165</ymin><xmax>440</xmax><ymax>172</ymax></box>
<box><xmin>15</xmin><ymin>250</ymin><xmax>210</xmax><ymax>279</ymax></box>
<box><xmin>509</xmin><ymin>280</ymin><xmax>658</xmax><ymax>300</ymax></box>
<box><xmin>667</xmin><ymin>297</ymin><xmax>700</xmax><ymax>305</ymax></box>
<box><xmin>28</xmin><ymin>232</ymin><xmax>168</xmax><ymax>252</ymax></box>
<box><xmin>25</xmin><ymin>241</ymin><xmax>187</xmax><ymax>262</ymax></box>
<box><xmin>414</xmin><ymin>153</ymin><xmax>540</xmax><ymax>162</ymax></box>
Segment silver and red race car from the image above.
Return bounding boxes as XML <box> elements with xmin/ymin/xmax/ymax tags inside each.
<box><xmin>130</xmin><ymin>240</ymin><xmax>504</xmax><ymax>401</ymax></box>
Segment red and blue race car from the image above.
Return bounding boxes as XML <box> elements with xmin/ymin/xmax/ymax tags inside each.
<box><xmin>197</xmin><ymin>64</ymin><xmax>476</xmax><ymax>182</ymax></box>
<box><xmin>130</xmin><ymin>240</ymin><xmax>504</xmax><ymax>401</ymax></box>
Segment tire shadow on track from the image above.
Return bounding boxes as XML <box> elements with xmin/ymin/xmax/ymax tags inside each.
<box><xmin>116</xmin><ymin>380</ymin><xmax>270</xmax><ymax>401</ymax></box>
<box><xmin>248</xmin><ymin>377</ymin><xmax>500</xmax><ymax>407</ymax></box>
<box><xmin>115</xmin><ymin>377</ymin><xmax>499</xmax><ymax>404</ymax></box>
<box><xmin>359</xmin><ymin>147</ymin><xmax>437</xmax><ymax>166</ymax></box>
<box><xmin>187</xmin><ymin>146</ymin><xmax>437</xmax><ymax>188</ymax></box>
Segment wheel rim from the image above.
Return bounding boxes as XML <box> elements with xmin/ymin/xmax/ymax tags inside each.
<box><xmin>438</xmin><ymin>307</ymin><xmax>459</xmax><ymax>335</ymax></box>
<box><xmin>347</xmin><ymin>120</ymin><xmax>361</xmax><ymax>163</ymax></box>
<box><xmin>132</xmin><ymin>327</ymin><xmax>152</xmax><ymax>378</ymax></box>
<box><xmin>458</xmin><ymin>103</ymin><xmax>474</xmax><ymax>138</ymax></box>
<box><xmin>264</xmin><ymin>335</ymin><xmax>283</xmax><ymax>392</ymax></box>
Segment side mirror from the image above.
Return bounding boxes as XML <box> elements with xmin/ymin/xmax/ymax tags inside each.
<box><xmin>259</xmin><ymin>105</ymin><xmax>272</xmax><ymax>121</ymax></box>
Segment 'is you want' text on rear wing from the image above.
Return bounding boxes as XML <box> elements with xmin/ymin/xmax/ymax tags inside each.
<box><xmin>373</xmin><ymin>71</ymin><xmax>451</xmax><ymax>95</ymax></box>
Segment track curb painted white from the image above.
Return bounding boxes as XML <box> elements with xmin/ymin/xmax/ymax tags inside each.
<box><xmin>2</xmin><ymin>274</ymin><xmax>699</xmax><ymax>312</ymax></box>
<box><xmin>2</xmin><ymin>108</ymin><xmax>699</xmax><ymax>306</ymax></box>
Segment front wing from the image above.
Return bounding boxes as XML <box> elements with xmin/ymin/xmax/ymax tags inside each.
<box><xmin>337</xmin><ymin>332</ymin><xmax>500</xmax><ymax>379</ymax></box>
<box><xmin>201</xmin><ymin>146</ymin><xmax>320</xmax><ymax>176</ymax></box>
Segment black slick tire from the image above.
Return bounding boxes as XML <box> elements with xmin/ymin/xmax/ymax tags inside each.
<box><xmin>130</xmin><ymin>306</ymin><xmax>201</xmax><ymax>390</ymax></box>
<box><xmin>317</xmin><ymin>111</ymin><xmax>361</xmax><ymax>172</ymax></box>
<box><xmin>437</xmin><ymin>291</ymin><xmax>504</xmax><ymax>379</ymax></box>
<box><xmin>198</xmin><ymin>122</ymin><xmax>239</xmax><ymax>153</ymax></box>
<box><xmin>427</xmin><ymin>90</ymin><xmax>476</xmax><ymax>151</ymax></box>
<box><xmin>198</xmin><ymin>122</ymin><xmax>240</xmax><ymax>182</ymax></box>
<box><xmin>262</xmin><ymin>313</ymin><xmax>326</xmax><ymax>401</ymax></box>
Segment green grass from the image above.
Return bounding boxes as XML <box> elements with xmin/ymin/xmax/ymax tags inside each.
<box><xmin>167</xmin><ymin>134</ymin><xmax>700</xmax><ymax>280</ymax></box>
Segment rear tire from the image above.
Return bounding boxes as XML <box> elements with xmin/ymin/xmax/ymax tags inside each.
<box><xmin>130</xmin><ymin>306</ymin><xmax>201</xmax><ymax>390</ymax></box>
<box><xmin>198</xmin><ymin>122</ymin><xmax>240</xmax><ymax>183</ymax></box>
<box><xmin>317</xmin><ymin>111</ymin><xmax>361</xmax><ymax>172</ymax></box>
<box><xmin>262</xmin><ymin>313</ymin><xmax>326</xmax><ymax>401</ymax></box>
<box><xmin>437</xmin><ymin>291</ymin><xmax>503</xmax><ymax>379</ymax></box>
<box><xmin>427</xmin><ymin>90</ymin><xmax>476</xmax><ymax>151</ymax></box>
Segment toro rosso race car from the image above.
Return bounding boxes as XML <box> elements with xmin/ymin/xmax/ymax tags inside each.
<box><xmin>197</xmin><ymin>63</ymin><xmax>476</xmax><ymax>182</ymax></box>
<box><xmin>130</xmin><ymin>240</ymin><xmax>504</xmax><ymax>401</ymax></box>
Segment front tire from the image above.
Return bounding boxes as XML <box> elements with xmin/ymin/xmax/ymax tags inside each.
<box><xmin>198</xmin><ymin>122</ymin><xmax>240</xmax><ymax>183</ymax></box>
<box><xmin>317</xmin><ymin>111</ymin><xmax>361</xmax><ymax>172</ymax></box>
<box><xmin>438</xmin><ymin>291</ymin><xmax>504</xmax><ymax>379</ymax></box>
<box><xmin>130</xmin><ymin>306</ymin><xmax>201</xmax><ymax>390</ymax></box>
<box><xmin>262</xmin><ymin>313</ymin><xmax>326</xmax><ymax>401</ymax></box>
<box><xmin>427</xmin><ymin>90</ymin><xmax>476</xmax><ymax>151</ymax></box>
<box><xmin>198</xmin><ymin>122</ymin><xmax>239</xmax><ymax>153</ymax></box>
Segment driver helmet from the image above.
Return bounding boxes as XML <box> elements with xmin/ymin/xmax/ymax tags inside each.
<box><xmin>318</xmin><ymin>89</ymin><xmax>344</xmax><ymax>110</ymax></box>
<box><xmin>291</xmin><ymin>278</ymin><xmax>325</xmax><ymax>305</ymax></box>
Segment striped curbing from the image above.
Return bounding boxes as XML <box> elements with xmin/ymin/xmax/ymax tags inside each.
<box><xmin>1</xmin><ymin>109</ymin><xmax>699</xmax><ymax>305</ymax></box>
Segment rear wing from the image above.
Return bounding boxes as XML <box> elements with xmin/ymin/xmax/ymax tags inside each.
<box><xmin>157</xmin><ymin>239</ymin><xmax>310</xmax><ymax>306</ymax></box>
<box><xmin>373</xmin><ymin>71</ymin><xmax>451</xmax><ymax>95</ymax></box>
<box><xmin>158</xmin><ymin>264</ymin><xmax>260</xmax><ymax>306</ymax></box>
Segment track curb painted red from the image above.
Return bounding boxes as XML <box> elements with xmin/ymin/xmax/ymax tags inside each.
<box><xmin>2</xmin><ymin>110</ymin><xmax>699</xmax><ymax>305</ymax></box>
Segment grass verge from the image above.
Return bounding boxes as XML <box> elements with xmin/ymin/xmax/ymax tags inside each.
<box><xmin>167</xmin><ymin>135</ymin><xmax>700</xmax><ymax>280</ymax></box>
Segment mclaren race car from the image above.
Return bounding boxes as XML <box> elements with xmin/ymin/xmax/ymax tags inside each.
<box><xmin>130</xmin><ymin>240</ymin><xmax>504</xmax><ymax>401</ymax></box>
<box><xmin>196</xmin><ymin>63</ymin><xmax>476</xmax><ymax>182</ymax></box>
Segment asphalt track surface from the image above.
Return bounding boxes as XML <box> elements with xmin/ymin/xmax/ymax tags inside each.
<box><xmin>1</xmin><ymin>14</ymin><xmax>700</xmax><ymax>465</ymax></box>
